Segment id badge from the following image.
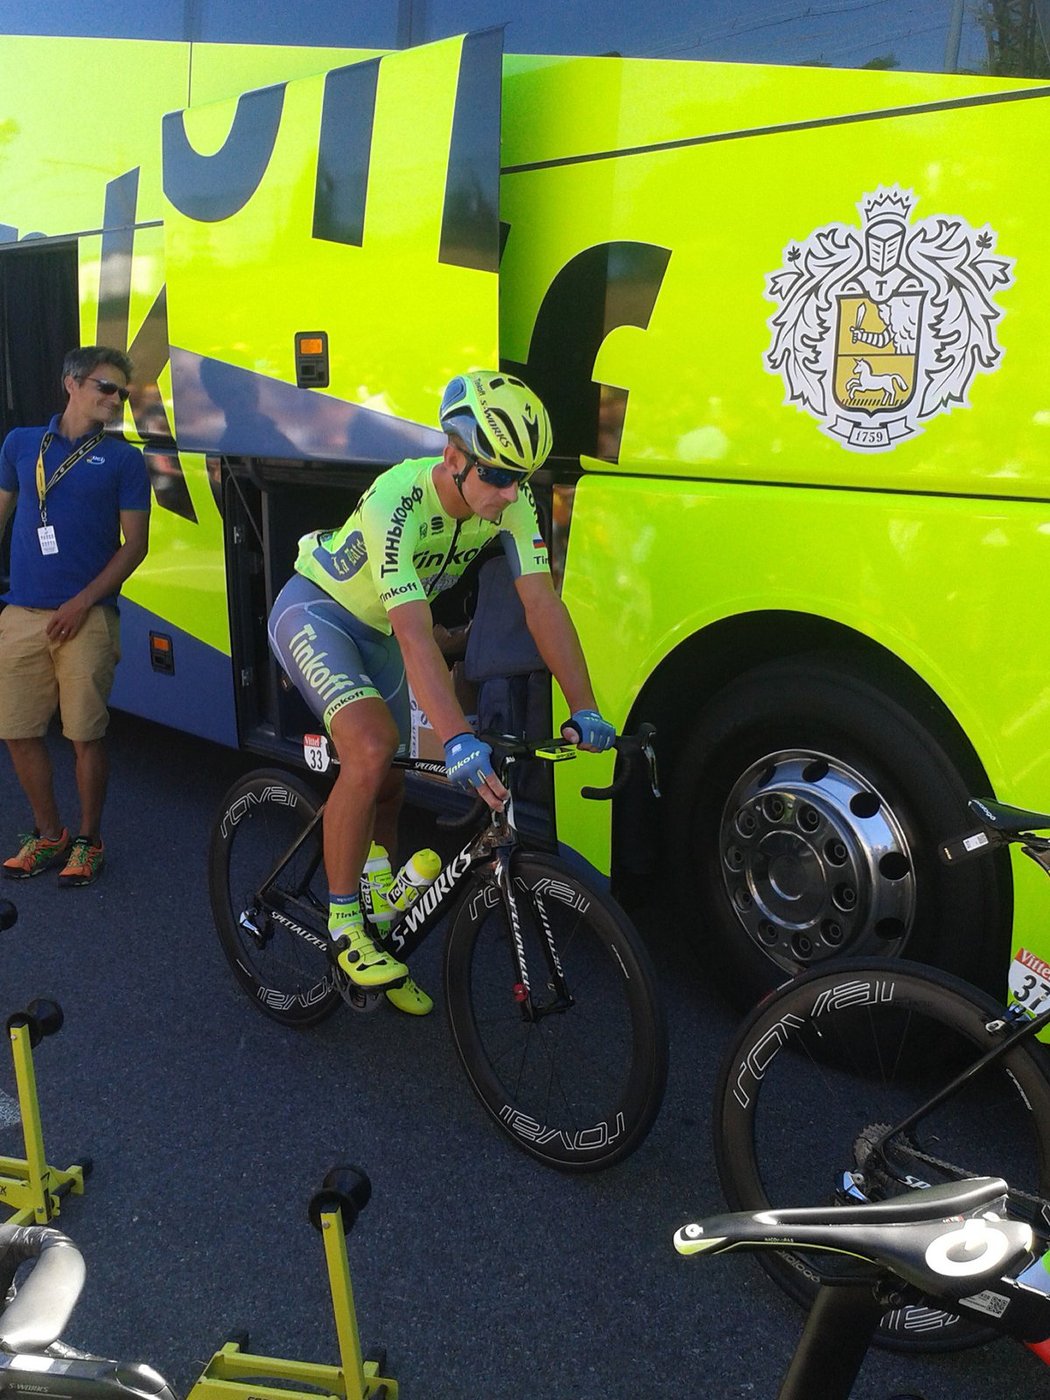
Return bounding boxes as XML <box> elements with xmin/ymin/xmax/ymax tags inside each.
<box><xmin>37</xmin><ymin>525</ymin><xmax>58</xmax><ymax>555</ymax></box>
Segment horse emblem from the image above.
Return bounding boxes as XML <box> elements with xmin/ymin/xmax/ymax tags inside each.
<box><xmin>765</xmin><ymin>187</ymin><xmax>1014</xmax><ymax>451</ymax></box>
<box><xmin>845</xmin><ymin>359</ymin><xmax>908</xmax><ymax>407</ymax></box>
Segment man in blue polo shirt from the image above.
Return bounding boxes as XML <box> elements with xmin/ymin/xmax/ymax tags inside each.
<box><xmin>0</xmin><ymin>346</ymin><xmax>150</xmax><ymax>885</ymax></box>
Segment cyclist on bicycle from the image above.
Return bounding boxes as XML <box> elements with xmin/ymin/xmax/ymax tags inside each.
<box><xmin>268</xmin><ymin>372</ymin><xmax>615</xmax><ymax>1015</ymax></box>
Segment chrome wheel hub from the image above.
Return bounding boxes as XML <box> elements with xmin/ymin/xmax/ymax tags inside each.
<box><xmin>718</xmin><ymin>750</ymin><xmax>915</xmax><ymax>972</ymax></box>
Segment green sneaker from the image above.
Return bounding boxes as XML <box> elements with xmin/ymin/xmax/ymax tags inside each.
<box><xmin>3</xmin><ymin>829</ymin><xmax>71</xmax><ymax>880</ymax></box>
<box><xmin>332</xmin><ymin>921</ymin><xmax>408</xmax><ymax>988</ymax></box>
<box><xmin>385</xmin><ymin>975</ymin><xmax>434</xmax><ymax>1016</ymax></box>
<box><xmin>57</xmin><ymin>836</ymin><xmax>105</xmax><ymax>887</ymax></box>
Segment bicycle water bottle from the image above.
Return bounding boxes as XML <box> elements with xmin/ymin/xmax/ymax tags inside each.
<box><xmin>1019</xmin><ymin>1249</ymin><xmax>1050</xmax><ymax>1363</ymax></box>
<box><xmin>1018</xmin><ymin>1247</ymin><xmax>1050</xmax><ymax>1295</ymax></box>
<box><xmin>361</xmin><ymin>843</ymin><xmax>396</xmax><ymax>927</ymax></box>
<box><xmin>386</xmin><ymin>848</ymin><xmax>441</xmax><ymax>913</ymax></box>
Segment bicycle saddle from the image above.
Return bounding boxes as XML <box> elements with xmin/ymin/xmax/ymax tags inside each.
<box><xmin>675</xmin><ymin>1178</ymin><xmax>1035</xmax><ymax>1302</ymax></box>
<box><xmin>0</xmin><ymin>1224</ymin><xmax>86</xmax><ymax>1351</ymax></box>
<box><xmin>968</xmin><ymin>797</ymin><xmax>1050</xmax><ymax>834</ymax></box>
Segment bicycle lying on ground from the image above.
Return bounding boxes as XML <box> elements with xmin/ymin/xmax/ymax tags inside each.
<box><xmin>711</xmin><ymin>795</ymin><xmax>1050</xmax><ymax>1353</ymax></box>
<box><xmin>674</xmin><ymin>1175</ymin><xmax>1050</xmax><ymax>1399</ymax></box>
<box><xmin>209</xmin><ymin>728</ymin><xmax>668</xmax><ymax>1171</ymax></box>
<box><xmin>0</xmin><ymin>1164</ymin><xmax>398</xmax><ymax>1400</ymax></box>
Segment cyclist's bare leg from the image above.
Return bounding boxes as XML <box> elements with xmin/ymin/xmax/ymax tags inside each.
<box><xmin>372</xmin><ymin>766</ymin><xmax>404</xmax><ymax>863</ymax></box>
<box><xmin>325</xmin><ymin>699</ymin><xmax>400</xmax><ymax>898</ymax></box>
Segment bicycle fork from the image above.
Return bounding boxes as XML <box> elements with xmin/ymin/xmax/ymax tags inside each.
<box><xmin>492</xmin><ymin>847</ymin><xmax>573</xmax><ymax>1022</ymax></box>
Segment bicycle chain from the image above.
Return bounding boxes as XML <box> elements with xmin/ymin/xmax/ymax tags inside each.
<box><xmin>856</xmin><ymin>1123</ymin><xmax>1050</xmax><ymax>1220</ymax></box>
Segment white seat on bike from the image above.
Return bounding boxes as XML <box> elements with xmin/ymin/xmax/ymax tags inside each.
<box><xmin>0</xmin><ymin>1224</ymin><xmax>86</xmax><ymax>1352</ymax></box>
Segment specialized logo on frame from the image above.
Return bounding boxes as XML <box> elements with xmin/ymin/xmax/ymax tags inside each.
<box><xmin>765</xmin><ymin>186</ymin><xmax>1014</xmax><ymax>451</ymax></box>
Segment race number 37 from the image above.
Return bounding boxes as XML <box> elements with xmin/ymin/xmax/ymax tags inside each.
<box><xmin>1009</xmin><ymin>948</ymin><xmax>1050</xmax><ymax>1017</ymax></box>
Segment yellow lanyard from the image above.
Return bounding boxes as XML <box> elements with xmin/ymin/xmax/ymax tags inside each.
<box><xmin>35</xmin><ymin>429</ymin><xmax>104</xmax><ymax>525</ymax></box>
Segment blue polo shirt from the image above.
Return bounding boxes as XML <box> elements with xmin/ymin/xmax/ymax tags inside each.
<box><xmin>0</xmin><ymin>415</ymin><xmax>150</xmax><ymax>610</ymax></box>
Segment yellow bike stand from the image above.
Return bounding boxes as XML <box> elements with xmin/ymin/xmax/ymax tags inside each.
<box><xmin>0</xmin><ymin>996</ymin><xmax>90</xmax><ymax>1225</ymax></box>
<box><xmin>189</xmin><ymin>1168</ymin><xmax>397</xmax><ymax>1400</ymax></box>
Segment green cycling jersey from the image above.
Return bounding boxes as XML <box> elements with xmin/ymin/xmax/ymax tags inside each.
<box><xmin>295</xmin><ymin>457</ymin><xmax>549</xmax><ymax>633</ymax></box>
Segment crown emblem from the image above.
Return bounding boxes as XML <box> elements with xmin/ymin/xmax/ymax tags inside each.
<box><xmin>765</xmin><ymin>185</ymin><xmax>1014</xmax><ymax>452</ymax></box>
<box><xmin>861</xmin><ymin>187</ymin><xmax>915</xmax><ymax>224</ymax></box>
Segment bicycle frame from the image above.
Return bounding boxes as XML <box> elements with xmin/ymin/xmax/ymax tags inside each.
<box><xmin>862</xmin><ymin>996</ymin><xmax>1050</xmax><ymax>1194</ymax></box>
<box><xmin>858</xmin><ymin>820</ymin><xmax>1050</xmax><ymax>1197</ymax></box>
<box><xmin>252</xmin><ymin>770</ymin><xmax>572</xmax><ymax>1023</ymax></box>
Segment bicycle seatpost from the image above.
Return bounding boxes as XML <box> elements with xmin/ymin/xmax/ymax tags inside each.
<box><xmin>778</xmin><ymin>1280</ymin><xmax>889</xmax><ymax>1400</ymax></box>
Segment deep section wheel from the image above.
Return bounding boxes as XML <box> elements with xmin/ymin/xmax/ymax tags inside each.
<box><xmin>444</xmin><ymin>853</ymin><xmax>667</xmax><ymax>1172</ymax></box>
<box><xmin>209</xmin><ymin>769</ymin><xmax>340</xmax><ymax>1027</ymax></box>
<box><xmin>713</xmin><ymin>957</ymin><xmax>1050</xmax><ymax>1351</ymax></box>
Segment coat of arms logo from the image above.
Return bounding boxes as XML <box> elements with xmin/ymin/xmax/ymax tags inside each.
<box><xmin>765</xmin><ymin>186</ymin><xmax>1014</xmax><ymax>450</ymax></box>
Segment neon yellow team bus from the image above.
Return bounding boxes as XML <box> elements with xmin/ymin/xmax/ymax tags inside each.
<box><xmin>1</xmin><ymin>4</ymin><xmax>1048</xmax><ymax>1001</ymax></box>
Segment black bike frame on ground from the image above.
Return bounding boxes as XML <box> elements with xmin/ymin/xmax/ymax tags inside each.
<box><xmin>209</xmin><ymin>730</ymin><xmax>669</xmax><ymax>1172</ymax></box>
<box><xmin>713</xmin><ymin>796</ymin><xmax>1050</xmax><ymax>1353</ymax></box>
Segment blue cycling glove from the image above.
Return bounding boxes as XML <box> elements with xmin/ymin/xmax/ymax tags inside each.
<box><xmin>444</xmin><ymin>732</ymin><xmax>496</xmax><ymax>794</ymax></box>
<box><xmin>562</xmin><ymin>709</ymin><xmax>616</xmax><ymax>751</ymax></box>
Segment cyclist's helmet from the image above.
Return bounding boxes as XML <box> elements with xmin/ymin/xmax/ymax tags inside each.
<box><xmin>439</xmin><ymin>372</ymin><xmax>553</xmax><ymax>477</ymax></box>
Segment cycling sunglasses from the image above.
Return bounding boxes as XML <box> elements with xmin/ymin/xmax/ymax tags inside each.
<box><xmin>84</xmin><ymin>375</ymin><xmax>131</xmax><ymax>403</ymax></box>
<box><xmin>469</xmin><ymin>455</ymin><xmax>529</xmax><ymax>489</ymax></box>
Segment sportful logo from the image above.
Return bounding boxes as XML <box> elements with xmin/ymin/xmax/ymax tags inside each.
<box><xmin>765</xmin><ymin>186</ymin><xmax>1014</xmax><ymax>451</ymax></box>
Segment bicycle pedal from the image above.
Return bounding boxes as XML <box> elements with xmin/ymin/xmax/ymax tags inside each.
<box><xmin>344</xmin><ymin>985</ymin><xmax>385</xmax><ymax>1013</ymax></box>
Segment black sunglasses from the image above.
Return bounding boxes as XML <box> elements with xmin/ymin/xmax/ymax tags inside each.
<box><xmin>85</xmin><ymin>375</ymin><xmax>130</xmax><ymax>403</ymax></box>
<box><xmin>470</xmin><ymin>455</ymin><xmax>528</xmax><ymax>489</ymax></box>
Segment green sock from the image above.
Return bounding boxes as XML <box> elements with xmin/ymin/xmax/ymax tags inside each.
<box><xmin>329</xmin><ymin>892</ymin><xmax>363</xmax><ymax>934</ymax></box>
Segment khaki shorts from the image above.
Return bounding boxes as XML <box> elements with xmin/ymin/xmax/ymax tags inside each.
<box><xmin>0</xmin><ymin>605</ymin><xmax>121</xmax><ymax>742</ymax></box>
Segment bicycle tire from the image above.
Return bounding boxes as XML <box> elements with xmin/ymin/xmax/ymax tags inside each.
<box><xmin>209</xmin><ymin>768</ymin><xmax>341</xmax><ymax>1028</ymax></box>
<box><xmin>713</xmin><ymin>956</ymin><xmax>1050</xmax><ymax>1353</ymax></box>
<box><xmin>443</xmin><ymin>852</ymin><xmax>668</xmax><ymax>1172</ymax></box>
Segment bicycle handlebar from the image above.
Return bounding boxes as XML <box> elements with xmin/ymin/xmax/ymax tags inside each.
<box><xmin>436</xmin><ymin>724</ymin><xmax>659</xmax><ymax>829</ymax></box>
<box><xmin>579</xmin><ymin>723</ymin><xmax>659</xmax><ymax>801</ymax></box>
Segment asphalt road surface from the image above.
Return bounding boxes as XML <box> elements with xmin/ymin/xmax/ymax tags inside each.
<box><xmin>0</xmin><ymin>712</ymin><xmax>1036</xmax><ymax>1398</ymax></box>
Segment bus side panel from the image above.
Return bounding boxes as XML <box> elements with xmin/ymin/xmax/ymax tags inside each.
<box><xmin>162</xmin><ymin>31</ymin><xmax>503</xmax><ymax>460</ymax></box>
<box><xmin>500</xmin><ymin>56</ymin><xmax>1049</xmax><ymax>500</ymax></box>
<box><xmin>554</xmin><ymin>473</ymin><xmax>1050</xmax><ymax>958</ymax></box>
<box><xmin>500</xmin><ymin>56</ymin><xmax>1050</xmax><ymax>980</ymax></box>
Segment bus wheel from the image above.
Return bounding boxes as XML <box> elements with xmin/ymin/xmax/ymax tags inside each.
<box><xmin>669</xmin><ymin>654</ymin><xmax>1006</xmax><ymax>1007</ymax></box>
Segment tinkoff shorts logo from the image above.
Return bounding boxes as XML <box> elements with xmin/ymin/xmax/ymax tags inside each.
<box><xmin>765</xmin><ymin>186</ymin><xmax>1014</xmax><ymax>451</ymax></box>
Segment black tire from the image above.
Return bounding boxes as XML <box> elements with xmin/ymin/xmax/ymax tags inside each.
<box><xmin>713</xmin><ymin>957</ymin><xmax>1050</xmax><ymax>1352</ymax></box>
<box><xmin>444</xmin><ymin>853</ymin><xmax>668</xmax><ymax>1172</ymax></box>
<box><xmin>209</xmin><ymin>769</ymin><xmax>341</xmax><ymax>1027</ymax></box>
<box><xmin>669</xmin><ymin>654</ymin><xmax>1006</xmax><ymax>1006</ymax></box>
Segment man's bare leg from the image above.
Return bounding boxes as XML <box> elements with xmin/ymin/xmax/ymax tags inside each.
<box><xmin>5</xmin><ymin>737</ymin><xmax>62</xmax><ymax>837</ymax></box>
<box><xmin>71</xmin><ymin>737</ymin><xmax>108</xmax><ymax>840</ymax></box>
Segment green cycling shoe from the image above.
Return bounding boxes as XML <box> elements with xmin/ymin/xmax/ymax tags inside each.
<box><xmin>332</xmin><ymin>921</ymin><xmax>408</xmax><ymax>988</ymax></box>
<box><xmin>385</xmin><ymin>975</ymin><xmax>434</xmax><ymax>1016</ymax></box>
